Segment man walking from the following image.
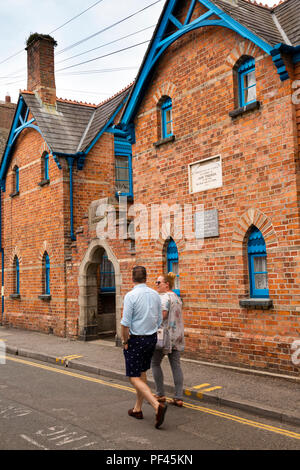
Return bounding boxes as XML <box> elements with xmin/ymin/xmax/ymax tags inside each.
<box><xmin>121</xmin><ymin>266</ymin><xmax>167</xmax><ymax>429</ymax></box>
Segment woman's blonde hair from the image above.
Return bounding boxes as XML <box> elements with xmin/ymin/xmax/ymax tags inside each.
<box><xmin>163</xmin><ymin>272</ymin><xmax>176</xmax><ymax>289</ymax></box>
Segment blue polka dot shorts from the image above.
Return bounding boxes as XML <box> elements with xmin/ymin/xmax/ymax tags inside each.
<box><xmin>124</xmin><ymin>333</ymin><xmax>157</xmax><ymax>377</ymax></box>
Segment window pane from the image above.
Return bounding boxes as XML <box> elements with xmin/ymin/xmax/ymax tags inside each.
<box><xmin>166</xmin><ymin>121</ymin><xmax>172</xmax><ymax>135</ymax></box>
<box><xmin>246</xmin><ymin>84</ymin><xmax>256</xmax><ymax>103</ymax></box>
<box><xmin>254</xmin><ymin>273</ymin><xmax>268</xmax><ymax>290</ymax></box>
<box><xmin>100</xmin><ymin>257</ymin><xmax>115</xmax><ymax>289</ymax></box>
<box><xmin>171</xmin><ymin>261</ymin><xmax>180</xmax><ymax>290</ymax></box>
<box><xmin>244</xmin><ymin>71</ymin><xmax>256</xmax><ymax>103</ymax></box>
<box><xmin>254</xmin><ymin>256</ymin><xmax>267</xmax><ymax>273</ymax></box>
<box><xmin>115</xmin><ymin>156</ymin><xmax>129</xmax><ymax>193</ymax></box>
<box><xmin>165</xmin><ymin>109</ymin><xmax>172</xmax><ymax>123</ymax></box>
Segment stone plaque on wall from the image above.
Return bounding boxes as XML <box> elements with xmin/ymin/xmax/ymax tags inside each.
<box><xmin>195</xmin><ymin>209</ymin><xmax>219</xmax><ymax>239</ymax></box>
<box><xmin>189</xmin><ymin>155</ymin><xmax>222</xmax><ymax>194</ymax></box>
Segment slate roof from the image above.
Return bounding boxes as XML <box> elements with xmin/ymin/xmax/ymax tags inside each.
<box><xmin>212</xmin><ymin>0</ymin><xmax>300</xmax><ymax>47</ymax></box>
<box><xmin>0</xmin><ymin>128</ymin><xmax>10</xmax><ymax>160</ymax></box>
<box><xmin>20</xmin><ymin>85</ymin><xmax>131</xmax><ymax>155</ymax></box>
<box><xmin>274</xmin><ymin>0</ymin><xmax>300</xmax><ymax>46</ymax></box>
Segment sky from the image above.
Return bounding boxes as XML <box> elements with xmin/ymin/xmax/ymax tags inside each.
<box><xmin>0</xmin><ymin>0</ymin><xmax>279</xmax><ymax>106</ymax></box>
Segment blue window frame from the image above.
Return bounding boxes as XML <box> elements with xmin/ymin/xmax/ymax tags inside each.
<box><xmin>167</xmin><ymin>238</ymin><xmax>180</xmax><ymax>296</ymax></box>
<box><xmin>44</xmin><ymin>153</ymin><xmax>49</xmax><ymax>180</ymax></box>
<box><xmin>14</xmin><ymin>166</ymin><xmax>19</xmax><ymax>193</ymax></box>
<box><xmin>238</xmin><ymin>58</ymin><xmax>256</xmax><ymax>107</ymax></box>
<box><xmin>114</xmin><ymin>136</ymin><xmax>133</xmax><ymax>199</ymax></box>
<box><xmin>43</xmin><ymin>252</ymin><xmax>50</xmax><ymax>295</ymax></box>
<box><xmin>248</xmin><ymin>227</ymin><xmax>269</xmax><ymax>298</ymax></box>
<box><xmin>161</xmin><ymin>97</ymin><xmax>173</xmax><ymax>139</ymax></box>
<box><xmin>14</xmin><ymin>256</ymin><xmax>20</xmax><ymax>294</ymax></box>
<box><xmin>100</xmin><ymin>254</ymin><xmax>115</xmax><ymax>293</ymax></box>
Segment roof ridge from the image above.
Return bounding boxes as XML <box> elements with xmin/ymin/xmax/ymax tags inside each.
<box><xmin>56</xmin><ymin>97</ymin><xmax>98</xmax><ymax>108</ymax></box>
<box><xmin>21</xmin><ymin>90</ymin><xmax>98</xmax><ymax>108</ymax></box>
<box><xmin>96</xmin><ymin>81</ymin><xmax>134</xmax><ymax>108</ymax></box>
<box><xmin>239</xmin><ymin>0</ymin><xmax>272</xmax><ymax>10</ymax></box>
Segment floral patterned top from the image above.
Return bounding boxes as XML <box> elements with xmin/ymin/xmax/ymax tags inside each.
<box><xmin>160</xmin><ymin>291</ymin><xmax>184</xmax><ymax>353</ymax></box>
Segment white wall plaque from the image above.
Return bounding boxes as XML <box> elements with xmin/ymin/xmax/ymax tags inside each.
<box><xmin>195</xmin><ymin>209</ymin><xmax>219</xmax><ymax>238</ymax></box>
<box><xmin>189</xmin><ymin>155</ymin><xmax>222</xmax><ymax>194</ymax></box>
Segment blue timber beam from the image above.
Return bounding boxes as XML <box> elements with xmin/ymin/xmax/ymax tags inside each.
<box><xmin>121</xmin><ymin>0</ymin><xmax>293</xmax><ymax>126</ymax></box>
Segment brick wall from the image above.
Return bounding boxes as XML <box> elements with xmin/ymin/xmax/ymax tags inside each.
<box><xmin>131</xmin><ymin>10</ymin><xmax>300</xmax><ymax>375</ymax></box>
<box><xmin>2</xmin><ymin>127</ymin><xmax>68</xmax><ymax>336</ymax></box>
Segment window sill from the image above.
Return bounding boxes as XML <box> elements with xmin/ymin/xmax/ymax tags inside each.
<box><xmin>38</xmin><ymin>294</ymin><xmax>51</xmax><ymax>301</ymax></box>
<box><xmin>9</xmin><ymin>191</ymin><xmax>19</xmax><ymax>198</ymax></box>
<box><xmin>229</xmin><ymin>101</ymin><xmax>261</xmax><ymax>119</ymax></box>
<box><xmin>239</xmin><ymin>298</ymin><xmax>273</xmax><ymax>309</ymax></box>
<box><xmin>38</xmin><ymin>179</ymin><xmax>50</xmax><ymax>187</ymax></box>
<box><xmin>10</xmin><ymin>294</ymin><xmax>20</xmax><ymax>299</ymax></box>
<box><xmin>154</xmin><ymin>135</ymin><xmax>175</xmax><ymax>148</ymax></box>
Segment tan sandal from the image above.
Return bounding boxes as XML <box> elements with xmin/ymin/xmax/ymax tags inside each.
<box><xmin>170</xmin><ymin>398</ymin><xmax>183</xmax><ymax>407</ymax></box>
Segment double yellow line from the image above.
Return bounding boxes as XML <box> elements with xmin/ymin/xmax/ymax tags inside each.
<box><xmin>5</xmin><ymin>356</ymin><xmax>300</xmax><ymax>441</ymax></box>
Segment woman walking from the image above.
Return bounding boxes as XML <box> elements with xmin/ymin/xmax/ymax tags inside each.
<box><xmin>151</xmin><ymin>272</ymin><xmax>184</xmax><ymax>407</ymax></box>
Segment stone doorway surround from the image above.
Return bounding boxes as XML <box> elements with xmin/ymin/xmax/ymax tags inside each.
<box><xmin>78</xmin><ymin>238</ymin><xmax>122</xmax><ymax>343</ymax></box>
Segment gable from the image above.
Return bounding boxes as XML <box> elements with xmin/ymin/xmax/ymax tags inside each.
<box><xmin>120</xmin><ymin>0</ymin><xmax>300</xmax><ymax>126</ymax></box>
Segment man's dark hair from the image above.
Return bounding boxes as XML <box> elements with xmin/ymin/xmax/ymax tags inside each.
<box><xmin>132</xmin><ymin>266</ymin><xmax>147</xmax><ymax>283</ymax></box>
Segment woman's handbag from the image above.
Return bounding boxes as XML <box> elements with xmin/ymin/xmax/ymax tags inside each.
<box><xmin>156</xmin><ymin>327</ymin><xmax>164</xmax><ymax>349</ymax></box>
<box><xmin>156</xmin><ymin>325</ymin><xmax>170</xmax><ymax>350</ymax></box>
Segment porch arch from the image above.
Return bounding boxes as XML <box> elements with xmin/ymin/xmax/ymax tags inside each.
<box><xmin>78</xmin><ymin>239</ymin><xmax>122</xmax><ymax>342</ymax></box>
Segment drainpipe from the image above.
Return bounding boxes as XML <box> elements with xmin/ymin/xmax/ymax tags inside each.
<box><xmin>0</xmin><ymin>188</ymin><xmax>4</xmax><ymax>324</ymax></box>
<box><xmin>67</xmin><ymin>157</ymin><xmax>76</xmax><ymax>242</ymax></box>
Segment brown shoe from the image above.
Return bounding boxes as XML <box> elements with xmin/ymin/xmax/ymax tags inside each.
<box><xmin>128</xmin><ymin>408</ymin><xmax>143</xmax><ymax>419</ymax></box>
<box><xmin>155</xmin><ymin>403</ymin><xmax>167</xmax><ymax>429</ymax></box>
<box><xmin>153</xmin><ymin>394</ymin><xmax>166</xmax><ymax>403</ymax></box>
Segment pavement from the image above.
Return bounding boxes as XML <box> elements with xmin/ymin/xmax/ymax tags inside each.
<box><xmin>0</xmin><ymin>325</ymin><xmax>299</xmax><ymax>427</ymax></box>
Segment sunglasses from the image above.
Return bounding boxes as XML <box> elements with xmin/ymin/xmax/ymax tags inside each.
<box><xmin>155</xmin><ymin>281</ymin><xmax>161</xmax><ymax>285</ymax></box>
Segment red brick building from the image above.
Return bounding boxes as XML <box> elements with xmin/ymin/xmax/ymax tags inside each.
<box><xmin>1</xmin><ymin>0</ymin><xmax>300</xmax><ymax>376</ymax></box>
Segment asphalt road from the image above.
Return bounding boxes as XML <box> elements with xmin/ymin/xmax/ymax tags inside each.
<box><xmin>0</xmin><ymin>355</ymin><xmax>300</xmax><ymax>453</ymax></box>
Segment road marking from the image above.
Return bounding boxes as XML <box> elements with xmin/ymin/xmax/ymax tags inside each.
<box><xmin>201</xmin><ymin>386</ymin><xmax>222</xmax><ymax>392</ymax></box>
<box><xmin>183</xmin><ymin>401</ymin><xmax>300</xmax><ymax>441</ymax></box>
<box><xmin>20</xmin><ymin>434</ymin><xmax>49</xmax><ymax>450</ymax></box>
<box><xmin>6</xmin><ymin>356</ymin><xmax>135</xmax><ymax>394</ymax></box>
<box><xmin>56</xmin><ymin>355</ymin><xmax>83</xmax><ymax>364</ymax></box>
<box><xmin>6</xmin><ymin>356</ymin><xmax>300</xmax><ymax>441</ymax></box>
<box><xmin>193</xmin><ymin>383</ymin><xmax>211</xmax><ymax>389</ymax></box>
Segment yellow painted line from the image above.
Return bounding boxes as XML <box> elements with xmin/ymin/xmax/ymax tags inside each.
<box><xmin>183</xmin><ymin>401</ymin><xmax>300</xmax><ymax>441</ymax></box>
<box><xmin>193</xmin><ymin>383</ymin><xmax>211</xmax><ymax>389</ymax></box>
<box><xmin>55</xmin><ymin>355</ymin><xmax>83</xmax><ymax>364</ymax></box>
<box><xmin>63</xmin><ymin>355</ymin><xmax>83</xmax><ymax>360</ymax></box>
<box><xmin>201</xmin><ymin>386</ymin><xmax>222</xmax><ymax>392</ymax></box>
<box><xmin>6</xmin><ymin>356</ymin><xmax>300</xmax><ymax>441</ymax></box>
<box><xmin>6</xmin><ymin>356</ymin><xmax>135</xmax><ymax>394</ymax></box>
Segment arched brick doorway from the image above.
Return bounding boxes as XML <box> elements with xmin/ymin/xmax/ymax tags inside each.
<box><xmin>78</xmin><ymin>239</ymin><xmax>122</xmax><ymax>342</ymax></box>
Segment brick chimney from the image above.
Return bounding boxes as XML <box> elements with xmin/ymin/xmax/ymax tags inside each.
<box><xmin>26</xmin><ymin>34</ymin><xmax>57</xmax><ymax>107</ymax></box>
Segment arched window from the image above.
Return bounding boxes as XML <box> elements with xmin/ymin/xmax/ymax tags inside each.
<box><xmin>42</xmin><ymin>252</ymin><xmax>50</xmax><ymax>295</ymax></box>
<box><xmin>100</xmin><ymin>253</ymin><xmax>115</xmax><ymax>292</ymax></box>
<box><xmin>13</xmin><ymin>256</ymin><xmax>20</xmax><ymax>295</ymax></box>
<box><xmin>14</xmin><ymin>165</ymin><xmax>19</xmax><ymax>193</ymax></box>
<box><xmin>161</xmin><ymin>97</ymin><xmax>173</xmax><ymax>139</ymax></box>
<box><xmin>238</xmin><ymin>58</ymin><xmax>256</xmax><ymax>107</ymax></box>
<box><xmin>166</xmin><ymin>238</ymin><xmax>180</xmax><ymax>296</ymax></box>
<box><xmin>248</xmin><ymin>227</ymin><xmax>269</xmax><ymax>298</ymax></box>
<box><xmin>44</xmin><ymin>153</ymin><xmax>49</xmax><ymax>181</ymax></box>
